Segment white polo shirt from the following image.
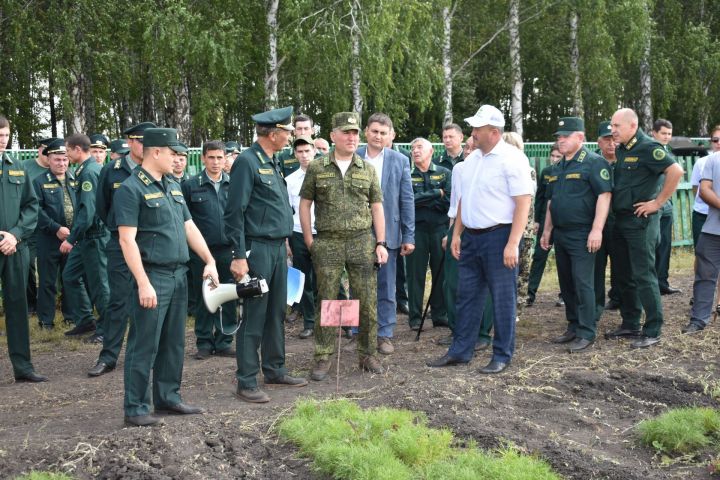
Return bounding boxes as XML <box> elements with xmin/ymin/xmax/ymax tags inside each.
<box><xmin>692</xmin><ymin>153</ymin><xmax>713</xmax><ymax>215</ymax></box>
<box><xmin>459</xmin><ymin>140</ymin><xmax>535</xmax><ymax>229</ymax></box>
<box><xmin>448</xmin><ymin>161</ymin><xmax>467</xmax><ymax>220</ymax></box>
<box><xmin>286</xmin><ymin>167</ymin><xmax>316</xmax><ymax>234</ymax></box>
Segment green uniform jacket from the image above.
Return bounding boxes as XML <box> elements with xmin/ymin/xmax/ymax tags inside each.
<box><xmin>534</xmin><ymin>164</ymin><xmax>556</xmax><ymax>225</ymax></box>
<box><xmin>410</xmin><ymin>163</ymin><xmax>451</xmax><ymax>229</ymax></box>
<box><xmin>33</xmin><ymin>171</ymin><xmax>77</xmax><ymax>235</ymax></box>
<box><xmin>433</xmin><ymin>150</ymin><xmax>463</xmax><ymax>172</ymax></box>
<box><xmin>612</xmin><ymin>129</ymin><xmax>676</xmax><ymax>217</ymax></box>
<box><xmin>224</xmin><ymin>142</ymin><xmax>293</xmax><ymax>259</ymax></box>
<box><xmin>300</xmin><ymin>152</ymin><xmax>383</xmax><ymax>234</ymax></box>
<box><xmin>549</xmin><ymin>147</ymin><xmax>613</xmax><ymax>229</ymax></box>
<box><xmin>67</xmin><ymin>157</ymin><xmax>106</xmax><ymax>244</ymax></box>
<box><xmin>0</xmin><ymin>153</ymin><xmax>39</xmax><ymax>241</ymax></box>
<box><xmin>181</xmin><ymin>170</ymin><xmax>231</xmax><ymax>248</ymax></box>
<box><xmin>114</xmin><ymin>168</ymin><xmax>191</xmax><ymax>267</ymax></box>
<box><xmin>96</xmin><ymin>155</ymin><xmax>137</xmax><ymax>232</ymax></box>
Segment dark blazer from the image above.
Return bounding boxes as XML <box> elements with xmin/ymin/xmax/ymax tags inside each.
<box><xmin>33</xmin><ymin>171</ymin><xmax>77</xmax><ymax>237</ymax></box>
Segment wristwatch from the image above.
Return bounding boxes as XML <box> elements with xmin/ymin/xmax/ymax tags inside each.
<box><xmin>376</xmin><ymin>241</ymin><xmax>387</xmax><ymax>248</ymax></box>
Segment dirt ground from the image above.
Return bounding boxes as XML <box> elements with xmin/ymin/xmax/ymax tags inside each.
<box><xmin>0</xmin><ymin>271</ymin><xmax>718</xmax><ymax>480</ymax></box>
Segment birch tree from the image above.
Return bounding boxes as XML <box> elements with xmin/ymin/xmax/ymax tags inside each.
<box><xmin>508</xmin><ymin>0</ymin><xmax>523</xmax><ymax>136</ymax></box>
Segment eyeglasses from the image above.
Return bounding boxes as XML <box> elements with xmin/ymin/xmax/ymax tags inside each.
<box><xmin>712</xmin><ymin>137</ymin><xmax>720</xmax><ymax>143</ymax></box>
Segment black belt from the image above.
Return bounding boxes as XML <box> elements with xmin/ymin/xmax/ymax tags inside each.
<box><xmin>465</xmin><ymin>224</ymin><xmax>511</xmax><ymax>235</ymax></box>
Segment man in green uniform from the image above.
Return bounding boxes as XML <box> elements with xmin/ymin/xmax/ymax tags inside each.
<box><xmin>88</xmin><ymin>122</ymin><xmax>156</xmax><ymax>377</ymax></box>
<box><xmin>115</xmin><ymin>127</ymin><xmax>217</xmax><ymax>427</ymax></box>
<box><xmin>224</xmin><ymin>106</ymin><xmax>308</xmax><ymax>404</ymax></box>
<box><xmin>224</xmin><ymin>141</ymin><xmax>241</xmax><ymax>174</ymax></box>
<box><xmin>62</xmin><ymin>134</ymin><xmax>110</xmax><ymax>341</ymax></box>
<box><xmin>171</xmin><ymin>146</ymin><xmax>191</xmax><ymax>182</ymax></box>
<box><xmin>89</xmin><ymin>134</ymin><xmax>109</xmax><ymax>165</ymax></box>
<box><xmin>435</xmin><ymin>123</ymin><xmax>464</xmax><ymax>171</ymax></box>
<box><xmin>277</xmin><ymin>114</ymin><xmax>314</xmax><ymax>177</ymax></box>
<box><xmin>109</xmin><ymin>139</ymin><xmax>130</xmax><ymax>161</ymax></box>
<box><xmin>0</xmin><ymin>115</ymin><xmax>46</xmax><ymax>382</ymax></box>
<box><xmin>182</xmin><ymin>140</ymin><xmax>235</xmax><ymax>359</ymax></box>
<box><xmin>540</xmin><ymin>117</ymin><xmax>612</xmax><ymax>353</ymax></box>
<box><xmin>33</xmin><ymin>140</ymin><xmax>75</xmax><ymax>329</ymax></box>
<box><xmin>604</xmin><ymin>108</ymin><xmax>683</xmax><ymax>348</ymax></box>
<box><xmin>651</xmin><ymin>119</ymin><xmax>680</xmax><ymax>295</ymax></box>
<box><xmin>300</xmin><ymin>111</ymin><xmax>389</xmax><ymax>381</ymax></box>
<box><xmin>407</xmin><ymin>138</ymin><xmax>450</xmax><ymax>329</ymax></box>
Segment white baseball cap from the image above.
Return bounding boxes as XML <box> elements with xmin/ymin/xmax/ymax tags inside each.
<box><xmin>464</xmin><ymin>105</ymin><xmax>505</xmax><ymax>128</ymax></box>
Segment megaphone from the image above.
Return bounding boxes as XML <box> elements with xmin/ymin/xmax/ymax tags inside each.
<box><xmin>203</xmin><ymin>274</ymin><xmax>269</xmax><ymax>313</ymax></box>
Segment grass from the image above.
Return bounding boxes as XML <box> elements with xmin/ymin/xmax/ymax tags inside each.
<box><xmin>14</xmin><ymin>472</ymin><xmax>74</xmax><ymax>480</ymax></box>
<box><xmin>637</xmin><ymin>407</ymin><xmax>720</xmax><ymax>455</ymax></box>
<box><xmin>278</xmin><ymin>398</ymin><xmax>560</xmax><ymax>480</ymax></box>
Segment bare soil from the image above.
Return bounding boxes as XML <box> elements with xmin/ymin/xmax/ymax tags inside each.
<box><xmin>0</xmin><ymin>272</ymin><xmax>718</xmax><ymax>479</ymax></box>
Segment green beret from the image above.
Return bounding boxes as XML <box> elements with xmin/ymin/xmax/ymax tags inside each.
<box><xmin>109</xmin><ymin>139</ymin><xmax>130</xmax><ymax>154</ymax></box>
<box><xmin>123</xmin><ymin>121</ymin><xmax>157</xmax><ymax>139</ymax></box>
<box><xmin>293</xmin><ymin>135</ymin><xmax>314</xmax><ymax>148</ymax></box>
<box><xmin>332</xmin><ymin>112</ymin><xmax>361</xmax><ymax>131</ymax></box>
<box><xmin>225</xmin><ymin>141</ymin><xmax>241</xmax><ymax>154</ymax></box>
<box><xmin>597</xmin><ymin>121</ymin><xmax>612</xmax><ymax>138</ymax></box>
<box><xmin>43</xmin><ymin>138</ymin><xmax>66</xmax><ymax>156</ymax></box>
<box><xmin>89</xmin><ymin>134</ymin><xmax>110</xmax><ymax>149</ymax></box>
<box><xmin>251</xmin><ymin>106</ymin><xmax>294</xmax><ymax>131</ymax></box>
<box><xmin>554</xmin><ymin>117</ymin><xmax>585</xmax><ymax>136</ymax></box>
<box><xmin>38</xmin><ymin>137</ymin><xmax>61</xmax><ymax>148</ymax></box>
<box><xmin>143</xmin><ymin>128</ymin><xmax>187</xmax><ymax>153</ymax></box>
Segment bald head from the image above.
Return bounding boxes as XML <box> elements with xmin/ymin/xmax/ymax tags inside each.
<box><xmin>611</xmin><ymin>108</ymin><xmax>639</xmax><ymax>145</ymax></box>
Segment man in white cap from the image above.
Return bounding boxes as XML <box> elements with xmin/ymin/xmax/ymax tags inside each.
<box><xmin>427</xmin><ymin>105</ymin><xmax>535</xmax><ymax>374</ymax></box>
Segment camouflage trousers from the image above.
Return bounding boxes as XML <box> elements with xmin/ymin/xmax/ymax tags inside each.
<box><xmin>516</xmin><ymin>235</ymin><xmax>534</xmax><ymax>318</ymax></box>
<box><xmin>311</xmin><ymin>232</ymin><xmax>377</xmax><ymax>360</ymax></box>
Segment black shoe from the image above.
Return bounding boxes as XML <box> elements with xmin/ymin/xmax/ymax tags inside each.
<box><xmin>660</xmin><ymin>286</ymin><xmax>681</xmax><ymax>295</ymax></box>
<box><xmin>195</xmin><ymin>349</ymin><xmax>212</xmax><ymax>360</ymax></box>
<box><xmin>124</xmin><ymin>414</ymin><xmax>162</xmax><ymax>427</ymax></box>
<box><xmin>436</xmin><ymin>334</ymin><xmax>453</xmax><ymax>346</ymax></box>
<box><xmin>88</xmin><ymin>361</ymin><xmax>115</xmax><ymax>377</ymax></box>
<box><xmin>38</xmin><ymin>324</ymin><xmax>53</xmax><ymax>331</ymax></box>
<box><xmin>525</xmin><ymin>298</ymin><xmax>534</xmax><ymax>307</ymax></box>
<box><xmin>555</xmin><ymin>294</ymin><xmax>565</xmax><ymax>307</ymax></box>
<box><xmin>567</xmin><ymin>337</ymin><xmax>594</xmax><ymax>353</ymax></box>
<box><xmin>426</xmin><ymin>354</ymin><xmax>468</xmax><ymax>367</ymax></box>
<box><xmin>432</xmin><ymin>321</ymin><xmax>450</xmax><ymax>328</ymax></box>
<box><xmin>479</xmin><ymin>360</ymin><xmax>509</xmax><ymax>374</ymax></box>
<box><xmin>604</xmin><ymin>327</ymin><xmax>642</xmax><ymax>339</ymax></box>
<box><xmin>286</xmin><ymin>310</ymin><xmax>301</xmax><ymax>323</ymax></box>
<box><xmin>551</xmin><ymin>330</ymin><xmax>576</xmax><ymax>344</ymax></box>
<box><xmin>630</xmin><ymin>336</ymin><xmax>660</xmax><ymax>349</ymax></box>
<box><xmin>474</xmin><ymin>339</ymin><xmax>491</xmax><ymax>351</ymax></box>
<box><xmin>397</xmin><ymin>302</ymin><xmax>410</xmax><ymax>315</ymax></box>
<box><xmin>342</xmin><ymin>327</ymin><xmax>353</xmax><ymax>339</ymax></box>
<box><xmin>409</xmin><ymin>322</ymin><xmax>420</xmax><ymax>331</ymax></box>
<box><xmin>298</xmin><ymin>328</ymin><xmax>314</xmax><ymax>339</ymax></box>
<box><xmin>84</xmin><ymin>333</ymin><xmax>103</xmax><ymax>344</ymax></box>
<box><xmin>689</xmin><ymin>297</ymin><xmax>694</xmax><ymax>306</ymax></box>
<box><xmin>605</xmin><ymin>299</ymin><xmax>621</xmax><ymax>310</ymax></box>
<box><xmin>681</xmin><ymin>322</ymin><xmax>704</xmax><ymax>334</ymax></box>
<box><xmin>65</xmin><ymin>322</ymin><xmax>96</xmax><ymax>336</ymax></box>
<box><xmin>264</xmin><ymin>375</ymin><xmax>309</xmax><ymax>387</ymax></box>
<box><xmin>213</xmin><ymin>348</ymin><xmax>236</xmax><ymax>357</ymax></box>
<box><xmin>155</xmin><ymin>403</ymin><xmax>204</xmax><ymax>415</ymax></box>
<box><xmin>15</xmin><ymin>371</ymin><xmax>48</xmax><ymax>383</ymax></box>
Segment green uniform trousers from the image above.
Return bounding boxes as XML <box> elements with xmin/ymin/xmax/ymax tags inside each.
<box><xmin>236</xmin><ymin>240</ymin><xmax>288</xmax><ymax>389</ymax></box>
<box><xmin>526</xmin><ymin>225</ymin><xmax>550</xmax><ymax>303</ymax></box>
<box><xmin>97</xmin><ymin>237</ymin><xmax>134</xmax><ymax>367</ymax></box>
<box><xmin>124</xmin><ymin>265</ymin><xmax>187</xmax><ymax>417</ymax></box>
<box><xmin>1</xmin><ymin>245</ymin><xmax>34</xmax><ymax>377</ymax></box>
<box><xmin>26</xmin><ymin>234</ymin><xmax>38</xmax><ymax>312</ymax></box>
<box><xmin>613</xmin><ymin>214</ymin><xmax>664</xmax><ymax>337</ymax></box>
<box><xmin>289</xmin><ymin>232</ymin><xmax>316</xmax><ymax>330</ymax></box>
<box><xmin>594</xmin><ymin>218</ymin><xmax>619</xmax><ymax>321</ymax></box>
<box><xmin>36</xmin><ymin>235</ymin><xmax>70</xmax><ymax>327</ymax></box>
<box><xmin>407</xmin><ymin>226</ymin><xmax>447</xmax><ymax>327</ymax></box>
<box><xmin>63</xmin><ymin>233</ymin><xmax>110</xmax><ymax>334</ymax></box>
<box><xmin>554</xmin><ymin>228</ymin><xmax>597</xmax><ymax>340</ymax></box>
<box><xmin>655</xmin><ymin>212</ymin><xmax>673</xmax><ymax>290</ymax></box>
<box><xmin>312</xmin><ymin>233</ymin><xmax>377</xmax><ymax>361</ymax></box>
<box><xmin>190</xmin><ymin>248</ymin><xmax>234</xmax><ymax>353</ymax></box>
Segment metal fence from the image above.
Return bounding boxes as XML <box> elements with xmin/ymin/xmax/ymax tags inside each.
<box><xmin>12</xmin><ymin>140</ymin><xmax>709</xmax><ymax>247</ymax></box>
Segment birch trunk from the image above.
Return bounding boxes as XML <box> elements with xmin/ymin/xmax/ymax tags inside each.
<box><xmin>442</xmin><ymin>4</ymin><xmax>454</xmax><ymax>125</ymax></box>
<box><xmin>350</xmin><ymin>0</ymin><xmax>363</xmax><ymax>116</ymax></box>
<box><xmin>508</xmin><ymin>0</ymin><xmax>523</xmax><ymax>136</ymax></box>
<box><xmin>68</xmin><ymin>70</ymin><xmax>86</xmax><ymax>134</ymax></box>
<box><xmin>639</xmin><ymin>1</ymin><xmax>653</xmax><ymax>131</ymax></box>
<box><xmin>569</xmin><ymin>10</ymin><xmax>583</xmax><ymax>118</ymax></box>
<box><xmin>265</xmin><ymin>0</ymin><xmax>279</xmax><ymax>109</ymax></box>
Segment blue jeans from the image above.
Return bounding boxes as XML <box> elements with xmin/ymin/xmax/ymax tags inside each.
<box><xmin>448</xmin><ymin>226</ymin><xmax>518</xmax><ymax>363</ymax></box>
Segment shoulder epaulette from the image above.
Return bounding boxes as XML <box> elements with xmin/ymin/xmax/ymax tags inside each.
<box><xmin>137</xmin><ymin>170</ymin><xmax>151</xmax><ymax>186</ymax></box>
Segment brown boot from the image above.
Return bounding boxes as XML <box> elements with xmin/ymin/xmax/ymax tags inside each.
<box><xmin>311</xmin><ymin>358</ymin><xmax>331</xmax><ymax>381</ymax></box>
<box><xmin>377</xmin><ymin>337</ymin><xmax>394</xmax><ymax>355</ymax></box>
<box><xmin>359</xmin><ymin>355</ymin><xmax>384</xmax><ymax>374</ymax></box>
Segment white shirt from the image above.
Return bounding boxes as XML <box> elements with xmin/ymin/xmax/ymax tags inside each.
<box><xmin>286</xmin><ymin>167</ymin><xmax>316</xmax><ymax>234</ymax></box>
<box><xmin>364</xmin><ymin>147</ymin><xmax>385</xmax><ymax>187</ymax></box>
<box><xmin>448</xmin><ymin>161</ymin><xmax>467</xmax><ymax>219</ymax></box>
<box><xmin>459</xmin><ymin>140</ymin><xmax>536</xmax><ymax>228</ymax></box>
<box><xmin>692</xmin><ymin>153</ymin><xmax>714</xmax><ymax>215</ymax></box>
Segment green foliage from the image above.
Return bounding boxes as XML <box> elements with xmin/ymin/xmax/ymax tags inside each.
<box><xmin>278</xmin><ymin>399</ymin><xmax>561</xmax><ymax>480</ymax></box>
<box><xmin>637</xmin><ymin>407</ymin><xmax>720</xmax><ymax>455</ymax></box>
<box><xmin>14</xmin><ymin>472</ymin><xmax>74</xmax><ymax>480</ymax></box>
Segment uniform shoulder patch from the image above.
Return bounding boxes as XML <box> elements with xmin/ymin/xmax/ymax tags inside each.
<box><xmin>82</xmin><ymin>181</ymin><xmax>93</xmax><ymax>192</ymax></box>
<box><xmin>600</xmin><ymin>168</ymin><xmax>610</xmax><ymax>180</ymax></box>
<box><xmin>653</xmin><ymin>148</ymin><xmax>667</xmax><ymax>161</ymax></box>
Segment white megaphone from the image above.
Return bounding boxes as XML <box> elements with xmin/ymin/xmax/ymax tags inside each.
<box><xmin>203</xmin><ymin>274</ymin><xmax>269</xmax><ymax>313</ymax></box>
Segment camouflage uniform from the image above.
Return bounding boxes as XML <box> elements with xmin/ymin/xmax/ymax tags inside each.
<box><xmin>300</xmin><ymin>151</ymin><xmax>383</xmax><ymax>361</ymax></box>
<box><xmin>516</xmin><ymin>168</ymin><xmax>537</xmax><ymax>317</ymax></box>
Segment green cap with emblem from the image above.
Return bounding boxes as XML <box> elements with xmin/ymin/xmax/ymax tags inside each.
<box><xmin>293</xmin><ymin>135</ymin><xmax>314</xmax><ymax>148</ymax></box>
<box><xmin>251</xmin><ymin>106</ymin><xmax>294</xmax><ymax>131</ymax></box>
<box><xmin>332</xmin><ymin>112</ymin><xmax>361</xmax><ymax>131</ymax></box>
<box><xmin>142</xmin><ymin>128</ymin><xmax>188</xmax><ymax>153</ymax></box>
<box><xmin>38</xmin><ymin>137</ymin><xmax>61</xmax><ymax>148</ymax></box>
<box><xmin>122</xmin><ymin>121</ymin><xmax>157</xmax><ymax>139</ymax></box>
<box><xmin>177</xmin><ymin>142</ymin><xmax>189</xmax><ymax>156</ymax></box>
<box><xmin>225</xmin><ymin>141</ymin><xmax>241</xmax><ymax>154</ymax></box>
<box><xmin>597</xmin><ymin>121</ymin><xmax>612</xmax><ymax>138</ymax></box>
<box><xmin>42</xmin><ymin>138</ymin><xmax>66</xmax><ymax>156</ymax></box>
<box><xmin>109</xmin><ymin>139</ymin><xmax>130</xmax><ymax>154</ymax></box>
<box><xmin>554</xmin><ymin>117</ymin><xmax>585</xmax><ymax>136</ymax></box>
<box><xmin>89</xmin><ymin>134</ymin><xmax>110</xmax><ymax>149</ymax></box>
